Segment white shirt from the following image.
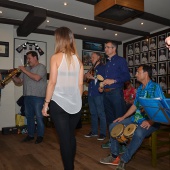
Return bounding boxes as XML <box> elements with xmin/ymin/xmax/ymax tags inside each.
<box><xmin>150</xmin><ymin>56</ymin><xmax>156</xmax><ymax>62</ymax></box>
<box><xmin>159</xmin><ymin>41</ymin><xmax>165</xmax><ymax>47</ymax></box>
<box><xmin>160</xmin><ymin>82</ymin><xmax>167</xmax><ymax>89</ymax></box>
<box><xmin>135</xmin><ymin>47</ymin><xmax>140</xmax><ymax>53</ymax></box>
<box><xmin>159</xmin><ymin>68</ymin><xmax>166</xmax><ymax>74</ymax></box>
<box><xmin>52</xmin><ymin>54</ymin><xmax>82</xmax><ymax>114</ymax></box>
<box><xmin>129</xmin><ymin>60</ymin><xmax>133</xmax><ymax>66</ymax></box>
<box><xmin>142</xmin><ymin>45</ymin><xmax>148</xmax><ymax>52</ymax></box>
<box><xmin>141</xmin><ymin>57</ymin><xmax>148</xmax><ymax>64</ymax></box>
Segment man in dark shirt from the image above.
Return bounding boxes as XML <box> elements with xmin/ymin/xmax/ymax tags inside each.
<box><xmin>99</xmin><ymin>41</ymin><xmax>130</xmax><ymax>148</ymax></box>
<box><xmin>84</xmin><ymin>52</ymin><xmax>107</xmax><ymax>140</ymax></box>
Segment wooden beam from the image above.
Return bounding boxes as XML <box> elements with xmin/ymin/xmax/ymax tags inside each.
<box><xmin>17</xmin><ymin>7</ymin><xmax>46</xmax><ymax>37</ymax></box>
<box><xmin>34</xmin><ymin>29</ymin><xmax>122</xmax><ymax>45</ymax></box>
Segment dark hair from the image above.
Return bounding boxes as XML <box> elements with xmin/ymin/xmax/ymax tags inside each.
<box><xmin>105</xmin><ymin>40</ymin><xmax>118</xmax><ymax>53</ymax></box>
<box><xmin>140</xmin><ymin>64</ymin><xmax>152</xmax><ymax>79</ymax></box>
<box><xmin>26</xmin><ymin>51</ymin><xmax>38</xmax><ymax>60</ymax></box>
<box><xmin>92</xmin><ymin>52</ymin><xmax>102</xmax><ymax>58</ymax></box>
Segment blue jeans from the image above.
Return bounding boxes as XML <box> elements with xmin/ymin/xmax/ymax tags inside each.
<box><xmin>88</xmin><ymin>95</ymin><xmax>107</xmax><ymax>136</ymax></box>
<box><xmin>104</xmin><ymin>88</ymin><xmax>126</xmax><ymax>125</ymax></box>
<box><xmin>24</xmin><ymin>96</ymin><xmax>45</xmax><ymax>137</ymax></box>
<box><xmin>109</xmin><ymin>117</ymin><xmax>160</xmax><ymax>163</ymax></box>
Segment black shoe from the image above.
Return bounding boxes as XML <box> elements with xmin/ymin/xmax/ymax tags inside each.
<box><xmin>35</xmin><ymin>136</ymin><xmax>43</xmax><ymax>144</ymax></box>
<box><xmin>22</xmin><ymin>135</ymin><xmax>34</xmax><ymax>142</ymax></box>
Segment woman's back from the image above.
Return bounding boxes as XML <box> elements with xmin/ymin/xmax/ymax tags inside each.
<box><xmin>52</xmin><ymin>53</ymin><xmax>82</xmax><ymax>114</ymax></box>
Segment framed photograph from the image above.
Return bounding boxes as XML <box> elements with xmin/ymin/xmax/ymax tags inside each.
<box><xmin>82</xmin><ymin>50</ymin><xmax>105</xmax><ymax>69</ymax></box>
<box><xmin>0</xmin><ymin>41</ymin><xmax>9</xmax><ymax>57</ymax></box>
<box><xmin>14</xmin><ymin>38</ymin><xmax>47</xmax><ymax>67</ymax></box>
<box><xmin>151</xmin><ymin>63</ymin><xmax>158</xmax><ymax>76</ymax></box>
<box><xmin>158</xmin><ymin>76</ymin><xmax>167</xmax><ymax>90</ymax></box>
<box><xmin>149</xmin><ymin>37</ymin><xmax>157</xmax><ymax>50</ymax></box>
<box><xmin>134</xmin><ymin>54</ymin><xmax>140</xmax><ymax>65</ymax></box>
<box><xmin>127</xmin><ymin>55</ymin><xmax>134</xmax><ymax>66</ymax></box>
<box><xmin>140</xmin><ymin>52</ymin><xmax>148</xmax><ymax>64</ymax></box>
<box><xmin>158</xmin><ymin>62</ymin><xmax>167</xmax><ymax>75</ymax></box>
<box><xmin>158</xmin><ymin>34</ymin><xmax>166</xmax><ymax>48</ymax></box>
<box><xmin>158</xmin><ymin>48</ymin><xmax>167</xmax><ymax>61</ymax></box>
<box><xmin>149</xmin><ymin>50</ymin><xmax>157</xmax><ymax>63</ymax></box>
<box><xmin>83</xmin><ymin>41</ymin><xmax>104</xmax><ymax>51</ymax></box>
<box><xmin>129</xmin><ymin>67</ymin><xmax>134</xmax><ymax>78</ymax></box>
<box><xmin>134</xmin><ymin>42</ymin><xmax>140</xmax><ymax>54</ymax></box>
<box><xmin>141</xmin><ymin>40</ymin><xmax>149</xmax><ymax>52</ymax></box>
<box><xmin>152</xmin><ymin>76</ymin><xmax>157</xmax><ymax>83</ymax></box>
<box><xmin>127</xmin><ymin>43</ymin><xmax>133</xmax><ymax>55</ymax></box>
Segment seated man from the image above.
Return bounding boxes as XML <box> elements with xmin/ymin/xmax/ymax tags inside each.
<box><xmin>100</xmin><ymin>64</ymin><xmax>165</xmax><ymax>170</ymax></box>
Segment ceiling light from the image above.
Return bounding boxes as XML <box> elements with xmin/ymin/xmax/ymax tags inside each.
<box><xmin>47</xmin><ymin>20</ymin><xmax>50</xmax><ymax>23</ymax></box>
<box><xmin>115</xmin><ymin>33</ymin><xmax>118</xmax><ymax>36</ymax></box>
<box><xmin>0</xmin><ymin>11</ymin><xmax>2</xmax><ymax>14</ymax></box>
<box><xmin>84</xmin><ymin>27</ymin><xmax>87</xmax><ymax>30</ymax></box>
<box><xmin>64</xmin><ymin>2</ymin><xmax>68</xmax><ymax>6</ymax></box>
<box><xmin>141</xmin><ymin>22</ymin><xmax>144</xmax><ymax>25</ymax></box>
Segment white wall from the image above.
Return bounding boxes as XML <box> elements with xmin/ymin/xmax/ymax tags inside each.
<box><xmin>0</xmin><ymin>25</ymin><xmax>83</xmax><ymax>130</ymax></box>
<box><xmin>0</xmin><ymin>24</ymin><xmax>15</xmax><ymax>129</ymax></box>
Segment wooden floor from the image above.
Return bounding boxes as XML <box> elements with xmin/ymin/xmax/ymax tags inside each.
<box><xmin>0</xmin><ymin>124</ymin><xmax>169</xmax><ymax>170</ymax></box>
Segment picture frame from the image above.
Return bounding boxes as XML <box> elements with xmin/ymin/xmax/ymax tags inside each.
<box><xmin>14</xmin><ymin>38</ymin><xmax>47</xmax><ymax>67</ymax></box>
<box><xmin>0</xmin><ymin>41</ymin><xmax>9</xmax><ymax>57</ymax></box>
<box><xmin>158</xmin><ymin>48</ymin><xmax>167</xmax><ymax>61</ymax></box>
<box><xmin>149</xmin><ymin>36</ymin><xmax>157</xmax><ymax>50</ymax></box>
<box><xmin>134</xmin><ymin>42</ymin><xmax>140</xmax><ymax>54</ymax></box>
<box><xmin>83</xmin><ymin>41</ymin><xmax>104</xmax><ymax>51</ymax></box>
<box><xmin>151</xmin><ymin>63</ymin><xmax>158</xmax><ymax>76</ymax></box>
<box><xmin>129</xmin><ymin>67</ymin><xmax>134</xmax><ymax>78</ymax></box>
<box><xmin>158</xmin><ymin>76</ymin><xmax>168</xmax><ymax>90</ymax></box>
<box><xmin>127</xmin><ymin>43</ymin><xmax>134</xmax><ymax>55</ymax></box>
<box><xmin>149</xmin><ymin>50</ymin><xmax>157</xmax><ymax>63</ymax></box>
<box><xmin>127</xmin><ymin>55</ymin><xmax>134</xmax><ymax>66</ymax></box>
<box><xmin>158</xmin><ymin>62</ymin><xmax>167</xmax><ymax>75</ymax></box>
<box><xmin>134</xmin><ymin>54</ymin><xmax>140</xmax><ymax>65</ymax></box>
<box><xmin>140</xmin><ymin>52</ymin><xmax>148</xmax><ymax>64</ymax></box>
<box><xmin>158</xmin><ymin>34</ymin><xmax>166</xmax><ymax>48</ymax></box>
<box><xmin>141</xmin><ymin>40</ymin><xmax>149</xmax><ymax>52</ymax></box>
<box><xmin>82</xmin><ymin>50</ymin><xmax>106</xmax><ymax>69</ymax></box>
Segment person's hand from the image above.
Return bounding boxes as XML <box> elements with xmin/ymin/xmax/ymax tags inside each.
<box><xmin>103</xmin><ymin>79</ymin><xmax>116</xmax><ymax>85</ymax></box>
<box><xmin>140</xmin><ymin>120</ymin><xmax>153</xmax><ymax>129</ymax></box>
<box><xmin>98</xmin><ymin>86</ymin><xmax>104</xmax><ymax>92</ymax></box>
<box><xmin>114</xmin><ymin>116</ymin><xmax>125</xmax><ymax>123</ymax></box>
<box><xmin>19</xmin><ymin>66</ymin><xmax>26</xmax><ymax>72</ymax></box>
<box><xmin>85</xmin><ymin>72</ymin><xmax>94</xmax><ymax>80</ymax></box>
<box><xmin>42</xmin><ymin>105</ymin><xmax>49</xmax><ymax>117</ymax></box>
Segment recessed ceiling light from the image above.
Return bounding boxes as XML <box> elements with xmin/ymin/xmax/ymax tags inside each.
<box><xmin>47</xmin><ymin>20</ymin><xmax>50</xmax><ymax>23</ymax></box>
<box><xmin>115</xmin><ymin>33</ymin><xmax>118</xmax><ymax>36</ymax></box>
<box><xmin>84</xmin><ymin>27</ymin><xmax>87</xmax><ymax>30</ymax></box>
<box><xmin>141</xmin><ymin>22</ymin><xmax>144</xmax><ymax>25</ymax></box>
<box><xmin>64</xmin><ymin>2</ymin><xmax>68</xmax><ymax>6</ymax></box>
<box><xmin>0</xmin><ymin>11</ymin><xmax>2</xmax><ymax>14</ymax></box>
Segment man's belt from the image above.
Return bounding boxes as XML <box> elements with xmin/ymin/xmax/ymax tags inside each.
<box><xmin>104</xmin><ymin>88</ymin><xmax>115</xmax><ymax>92</ymax></box>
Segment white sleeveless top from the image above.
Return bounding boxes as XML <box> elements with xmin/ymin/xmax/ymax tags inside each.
<box><xmin>51</xmin><ymin>54</ymin><xmax>82</xmax><ymax>114</ymax></box>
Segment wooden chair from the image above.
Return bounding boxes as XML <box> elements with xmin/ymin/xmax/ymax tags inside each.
<box><xmin>141</xmin><ymin>125</ymin><xmax>170</xmax><ymax>167</ymax></box>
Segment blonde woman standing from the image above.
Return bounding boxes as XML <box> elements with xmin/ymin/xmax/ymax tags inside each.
<box><xmin>42</xmin><ymin>27</ymin><xmax>84</xmax><ymax>170</ymax></box>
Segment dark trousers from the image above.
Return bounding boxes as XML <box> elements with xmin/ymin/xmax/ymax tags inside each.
<box><xmin>50</xmin><ymin>101</ymin><xmax>81</xmax><ymax>170</ymax></box>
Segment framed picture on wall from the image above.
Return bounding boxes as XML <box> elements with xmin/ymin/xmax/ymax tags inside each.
<box><xmin>149</xmin><ymin>37</ymin><xmax>157</xmax><ymax>50</ymax></box>
<box><xmin>129</xmin><ymin>67</ymin><xmax>134</xmax><ymax>78</ymax></box>
<box><xmin>127</xmin><ymin>44</ymin><xmax>133</xmax><ymax>55</ymax></box>
<box><xmin>158</xmin><ymin>76</ymin><xmax>168</xmax><ymax>90</ymax></box>
<box><xmin>158</xmin><ymin>34</ymin><xmax>166</xmax><ymax>48</ymax></box>
<box><xmin>141</xmin><ymin>52</ymin><xmax>148</xmax><ymax>64</ymax></box>
<box><xmin>127</xmin><ymin>55</ymin><xmax>134</xmax><ymax>66</ymax></box>
<box><xmin>0</xmin><ymin>41</ymin><xmax>9</xmax><ymax>57</ymax></box>
<box><xmin>158</xmin><ymin>62</ymin><xmax>167</xmax><ymax>75</ymax></box>
<box><xmin>149</xmin><ymin>50</ymin><xmax>157</xmax><ymax>63</ymax></box>
<box><xmin>14</xmin><ymin>38</ymin><xmax>47</xmax><ymax>67</ymax></box>
<box><xmin>151</xmin><ymin>63</ymin><xmax>158</xmax><ymax>76</ymax></box>
<box><xmin>152</xmin><ymin>76</ymin><xmax>157</xmax><ymax>82</ymax></box>
<box><xmin>158</xmin><ymin>48</ymin><xmax>167</xmax><ymax>61</ymax></box>
<box><xmin>134</xmin><ymin>42</ymin><xmax>140</xmax><ymax>54</ymax></box>
<box><xmin>83</xmin><ymin>41</ymin><xmax>104</xmax><ymax>51</ymax></box>
<box><xmin>134</xmin><ymin>54</ymin><xmax>140</xmax><ymax>65</ymax></box>
<box><xmin>141</xmin><ymin>40</ymin><xmax>149</xmax><ymax>52</ymax></box>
